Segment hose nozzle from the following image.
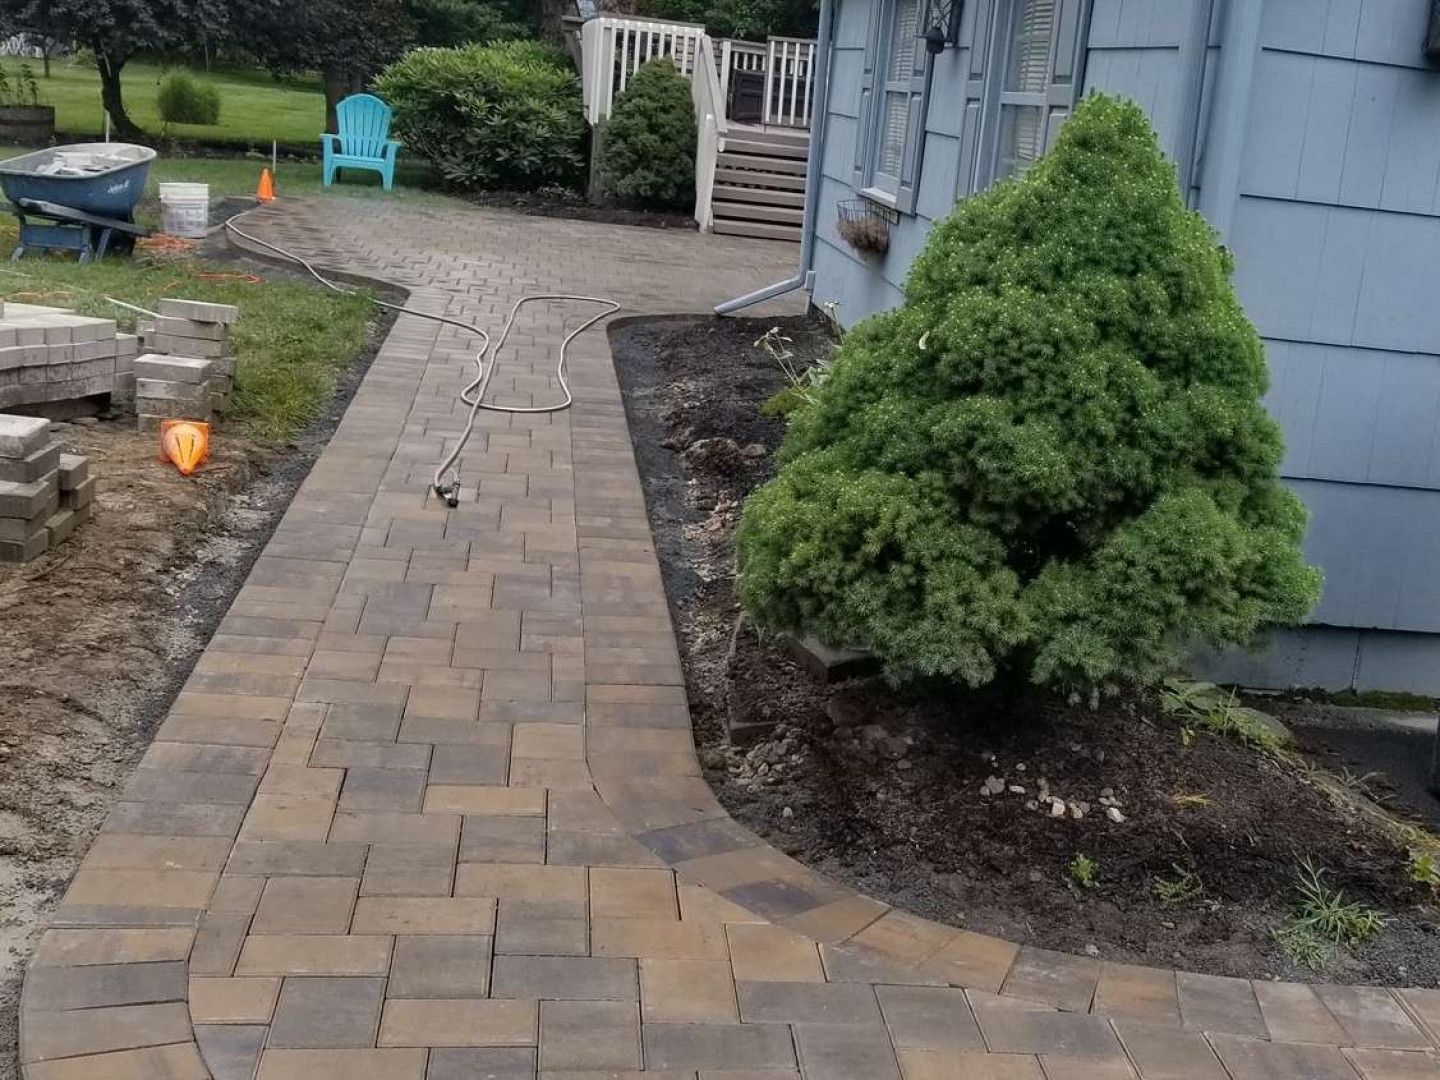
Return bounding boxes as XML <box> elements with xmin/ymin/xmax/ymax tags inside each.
<box><xmin>434</xmin><ymin>478</ymin><xmax>461</xmax><ymax>509</ymax></box>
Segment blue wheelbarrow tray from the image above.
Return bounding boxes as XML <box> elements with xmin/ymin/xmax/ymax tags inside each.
<box><xmin>0</xmin><ymin>144</ymin><xmax>155</xmax><ymax>261</ymax></box>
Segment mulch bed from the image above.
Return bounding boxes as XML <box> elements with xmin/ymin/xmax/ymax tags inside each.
<box><xmin>609</xmin><ymin>313</ymin><xmax>1440</xmax><ymax>986</ymax></box>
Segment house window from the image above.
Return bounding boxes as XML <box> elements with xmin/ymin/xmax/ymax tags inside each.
<box><xmin>996</xmin><ymin>0</ymin><xmax>1059</xmax><ymax>180</ymax></box>
<box><xmin>873</xmin><ymin>0</ymin><xmax>921</xmax><ymax>194</ymax></box>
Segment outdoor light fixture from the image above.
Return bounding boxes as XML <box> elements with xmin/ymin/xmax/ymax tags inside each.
<box><xmin>925</xmin><ymin>0</ymin><xmax>963</xmax><ymax>53</ymax></box>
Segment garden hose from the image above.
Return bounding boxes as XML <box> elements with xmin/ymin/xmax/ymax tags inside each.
<box><xmin>222</xmin><ymin>216</ymin><xmax>619</xmax><ymax>507</ymax></box>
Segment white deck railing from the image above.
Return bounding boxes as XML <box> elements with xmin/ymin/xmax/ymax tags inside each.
<box><xmin>691</xmin><ymin>35</ymin><xmax>729</xmax><ymax>232</ymax></box>
<box><xmin>581</xmin><ymin>15</ymin><xmax>707</xmax><ymax>124</ymax></box>
<box><xmin>578</xmin><ymin>15</ymin><xmax>816</xmax><ymax>231</ymax></box>
<box><xmin>718</xmin><ymin>39</ymin><xmax>766</xmax><ymax>116</ymax></box>
<box><xmin>581</xmin><ymin>15</ymin><xmax>816</xmax><ymax>130</ymax></box>
<box><xmin>763</xmin><ymin>36</ymin><xmax>817</xmax><ymax>128</ymax></box>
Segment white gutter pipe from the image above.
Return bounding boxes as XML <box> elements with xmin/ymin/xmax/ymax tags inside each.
<box><xmin>713</xmin><ymin>0</ymin><xmax>835</xmax><ymax>315</ymax></box>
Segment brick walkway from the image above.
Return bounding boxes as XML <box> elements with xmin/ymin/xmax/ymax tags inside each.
<box><xmin>18</xmin><ymin>198</ymin><xmax>1440</xmax><ymax>1080</ymax></box>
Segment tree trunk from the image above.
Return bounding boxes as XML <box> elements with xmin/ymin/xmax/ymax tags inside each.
<box><xmin>322</xmin><ymin>66</ymin><xmax>366</xmax><ymax>134</ymax></box>
<box><xmin>539</xmin><ymin>0</ymin><xmax>568</xmax><ymax>47</ymax></box>
<box><xmin>96</xmin><ymin>51</ymin><xmax>140</xmax><ymax>140</ymax></box>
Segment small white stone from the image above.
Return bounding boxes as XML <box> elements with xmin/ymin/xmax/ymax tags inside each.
<box><xmin>1050</xmin><ymin>799</ymin><xmax>1067</xmax><ymax>818</ymax></box>
<box><xmin>781</xmin><ymin>806</ymin><xmax>794</xmax><ymax>819</ymax></box>
<box><xmin>1008</xmin><ymin>785</ymin><xmax>1026</xmax><ymax>795</ymax></box>
<box><xmin>1106</xmin><ymin>806</ymin><xmax>1126</xmax><ymax>824</ymax></box>
<box><xmin>1084</xmin><ymin>944</ymin><xmax>1101</xmax><ymax>958</ymax></box>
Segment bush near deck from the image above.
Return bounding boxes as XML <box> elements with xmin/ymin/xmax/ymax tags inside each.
<box><xmin>737</xmin><ymin>94</ymin><xmax>1322</xmax><ymax>689</ymax></box>
<box><xmin>600</xmin><ymin>59</ymin><xmax>696</xmax><ymax>210</ymax></box>
<box><xmin>376</xmin><ymin>41</ymin><xmax>585</xmax><ymax>191</ymax></box>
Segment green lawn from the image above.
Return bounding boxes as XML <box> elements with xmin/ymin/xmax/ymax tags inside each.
<box><xmin>143</xmin><ymin>155</ymin><xmax>443</xmax><ymax>203</ymax></box>
<box><xmin>0</xmin><ymin>215</ymin><xmax>376</xmax><ymax>443</ymax></box>
<box><xmin>9</xmin><ymin>58</ymin><xmax>325</xmax><ymax>147</ymax></box>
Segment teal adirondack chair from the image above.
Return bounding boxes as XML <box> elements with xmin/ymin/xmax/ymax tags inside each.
<box><xmin>321</xmin><ymin>94</ymin><xmax>400</xmax><ymax>190</ymax></box>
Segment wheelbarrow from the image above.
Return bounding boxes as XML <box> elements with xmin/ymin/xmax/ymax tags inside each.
<box><xmin>0</xmin><ymin>143</ymin><xmax>155</xmax><ymax>261</ymax></box>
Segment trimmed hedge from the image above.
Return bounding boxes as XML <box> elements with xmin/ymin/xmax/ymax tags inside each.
<box><xmin>737</xmin><ymin>94</ymin><xmax>1321</xmax><ymax>689</ymax></box>
<box><xmin>406</xmin><ymin>0</ymin><xmax>530</xmax><ymax>47</ymax></box>
<box><xmin>376</xmin><ymin>41</ymin><xmax>584</xmax><ymax>190</ymax></box>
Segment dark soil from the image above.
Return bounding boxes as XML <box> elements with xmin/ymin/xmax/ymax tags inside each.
<box><xmin>467</xmin><ymin>189</ymin><xmax>697</xmax><ymax>231</ymax></box>
<box><xmin>610</xmin><ymin>314</ymin><xmax>1440</xmax><ymax>987</ymax></box>
<box><xmin>1263</xmin><ymin>698</ymin><xmax>1440</xmax><ymax>833</ymax></box>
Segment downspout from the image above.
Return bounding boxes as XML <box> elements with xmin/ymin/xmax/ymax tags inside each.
<box><xmin>714</xmin><ymin>0</ymin><xmax>836</xmax><ymax>315</ymax></box>
<box><xmin>1194</xmin><ymin>0</ymin><xmax>1264</xmax><ymax>242</ymax></box>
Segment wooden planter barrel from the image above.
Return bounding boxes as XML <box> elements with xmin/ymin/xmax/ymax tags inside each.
<box><xmin>0</xmin><ymin>106</ymin><xmax>55</xmax><ymax>145</ymax></box>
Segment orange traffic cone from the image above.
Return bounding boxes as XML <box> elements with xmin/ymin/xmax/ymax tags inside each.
<box><xmin>256</xmin><ymin>168</ymin><xmax>275</xmax><ymax>203</ymax></box>
<box><xmin>160</xmin><ymin>419</ymin><xmax>211</xmax><ymax>476</ymax></box>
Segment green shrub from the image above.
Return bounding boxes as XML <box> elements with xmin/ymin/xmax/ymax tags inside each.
<box><xmin>406</xmin><ymin>0</ymin><xmax>530</xmax><ymax>47</ymax></box>
<box><xmin>376</xmin><ymin>41</ymin><xmax>584</xmax><ymax>191</ymax></box>
<box><xmin>736</xmin><ymin>95</ymin><xmax>1321</xmax><ymax>688</ymax></box>
<box><xmin>600</xmin><ymin>59</ymin><xmax>695</xmax><ymax>209</ymax></box>
<box><xmin>156</xmin><ymin>69</ymin><xmax>221</xmax><ymax>126</ymax></box>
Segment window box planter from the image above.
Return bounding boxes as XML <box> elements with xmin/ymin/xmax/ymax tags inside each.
<box><xmin>837</xmin><ymin>198</ymin><xmax>893</xmax><ymax>256</ymax></box>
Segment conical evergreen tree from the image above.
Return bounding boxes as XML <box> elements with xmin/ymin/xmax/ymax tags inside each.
<box><xmin>738</xmin><ymin>94</ymin><xmax>1321</xmax><ymax>687</ymax></box>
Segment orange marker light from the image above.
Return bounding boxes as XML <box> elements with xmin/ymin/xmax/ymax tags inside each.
<box><xmin>159</xmin><ymin>419</ymin><xmax>211</xmax><ymax>476</ymax></box>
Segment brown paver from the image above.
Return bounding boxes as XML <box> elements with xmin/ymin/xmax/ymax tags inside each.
<box><xmin>19</xmin><ymin>195</ymin><xmax>1437</xmax><ymax>1079</ymax></box>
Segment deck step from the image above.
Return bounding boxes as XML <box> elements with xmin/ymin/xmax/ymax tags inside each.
<box><xmin>722</xmin><ymin>136</ymin><xmax>808</xmax><ymax>160</ymax></box>
<box><xmin>712</xmin><ymin>200</ymin><xmax>803</xmax><ymax>226</ymax></box>
<box><xmin>717</xmin><ymin>151</ymin><xmax>808</xmax><ymax>176</ymax></box>
<box><xmin>712</xmin><ymin>184</ymin><xmax>805</xmax><ymax>208</ymax></box>
<box><xmin>727</xmin><ymin>124</ymin><xmax>810</xmax><ymax>149</ymax></box>
<box><xmin>712</xmin><ymin>218</ymin><xmax>802</xmax><ymax>242</ymax></box>
<box><xmin>714</xmin><ymin>167</ymin><xmax>807</xmax><ymax>192</ymax></box>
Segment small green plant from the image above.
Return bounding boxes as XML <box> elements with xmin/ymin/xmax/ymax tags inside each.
<box><xmin>157</xmin><ymin>69</ymin><xmax>222</xmax><ymax>126</ymax></box>
<box><xmin>599</xmin><ymin>59</ymin><xmax>697</xmax><ymax>209</ymax></box>
<box><xmin>1274</xmin><ymin>859</ymin><xmax>1386</xmax><ymax>971</ymax></box>
<box><xmin>1170</xmin><ymin>792</ymin><xmax>1211</xmax><ymax>808</ymax></box>
<box><xmin>1161</xmin><ymin>680</ymin><xmax>1286</xmax><ymax>753</ymax></box>
<box><xmin>1409</xmin><ymin>849</ymin><xmax>1440</xmax><ymax>894</ymax></box>
<box><xmin>1068</xmin><ymin>853</ymin><xmax>1097</xmax><ymax>889</ymax></box>
<box><xmin>1152</xmin><ymin>864</ymin><xmax>1204</xmax><ymax>905</ymax></box>
<box><xmin>758</xmin><ymin>326</ymin><xmax>833</xmax><ymax>418</ymax></box>
<box><xmin>0</xmin><ymin>64</ymin><xmax>43</xmax><ymax>108</ymax></box>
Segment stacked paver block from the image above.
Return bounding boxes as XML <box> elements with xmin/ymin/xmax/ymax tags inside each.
<box><xmin>0</xmin><ymin>414</ymin><xmax>93</xmax><ymax>562</ymax></box>
<box><xmin>0</xmin><ymin>302</ymin><xmax>138</xmax><ymax>411</ymax></box>
<box><xmin>134</xmin><ymin>299</ymin><xmax>239</xmax><ymax>431</ymax></box>
<box><xmin>134</xmin><ymin>355</ymin><xmax>224</xmax><ymax>432</ymax></box>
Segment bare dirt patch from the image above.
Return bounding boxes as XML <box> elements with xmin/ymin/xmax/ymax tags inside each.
<box><xmin>610</xmin><ymin>313</ymin><xmax>1440</xmax><ymax>987</ymax></box>
<box><xmin>0</xmin><ymin>264</ymin><xmax>393</xmax><ymax>1078</ymax></box>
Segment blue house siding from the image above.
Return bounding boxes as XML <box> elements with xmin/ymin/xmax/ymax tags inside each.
<box><xmin>807</xmin><ymin>0</ymin><xmax>1440</xmax><ymax>692</ymax></box>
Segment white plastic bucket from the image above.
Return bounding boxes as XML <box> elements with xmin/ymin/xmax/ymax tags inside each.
<box><xmin>158</xmin><ymin>182</ymin><xmax>209</xmax><ymax>239</ymax></box>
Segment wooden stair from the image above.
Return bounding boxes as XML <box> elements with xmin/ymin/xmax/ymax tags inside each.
<box><xmin>710</xmin><ymin>126</ymin><xmax>808</xmax><ymax>243</ymax></box>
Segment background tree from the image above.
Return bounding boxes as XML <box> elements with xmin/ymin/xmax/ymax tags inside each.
<box><xmin>406</xmin><ymin>0</ymin><xmax>530</xmax><ymax>47</ymax></box>
<box><xmin>231</xmin><ymin>0</ymin><xmax>413</xmax><ymax>133</ymax></box>
<box><xmin>635</xmin><ymin>0</ymin><xmax>816</xmax><ymax>40</ymax></box>
<box><xmin>0</xmin><ymin>0</ymin><xmax>226</xmax><ymax>138</ymax></box>
<box><xmin>737</xmin><ymin>95</ymin><xmax>1321</xmax><ymax>690</ymax></box>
